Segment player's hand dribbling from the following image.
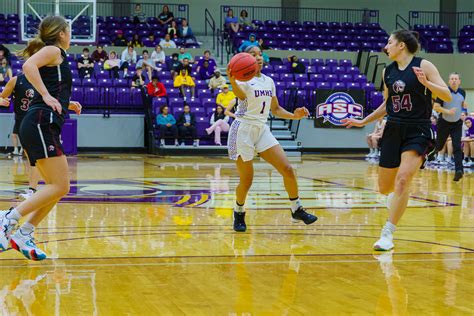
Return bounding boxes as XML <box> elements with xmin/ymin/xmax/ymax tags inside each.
<box><xmin>43</xmin><ymin>94</ymin><xmax>62</xmax><ymax>114</ymax></box>
<box><xmin>68</xmin><ymin>101</ymin><xmax>82</xmax><ymax>115</ymax></box>
<box><xmin>226</xmin><ymin>66</ymin><xmax>235</xmax><ymax>82</ymax></box>
<box><xmin>341</xmin><ymin>118</ymin><xmax>366</xmax><ymax>128</ymax></box>
<box><xmin>412</xmin><ymin>66</ymin><xmax>429</xmax><ymax>87</ymax></box>
<box><xmin>0</xmin><ymin>98</ymin><xmax>9</xmax><ymax>107</ymax></box>
<box><xmin>293</xmin><ymin>107</ymin><xmax>309</xmax><ymax>119</ymax></box>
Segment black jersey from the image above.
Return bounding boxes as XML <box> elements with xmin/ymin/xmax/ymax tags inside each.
<box><xmin>13</xmin><ymin>74</ymin><xmax>35</xmax><ymax>120</ymax></box>
<box><xmin>384</xmin><ymin>57</ymin><xmax>432</xmax><ymax>124</ymax></box>
<box><xmin>30</xmin><ymin>46</ymin><xmax>72</xmax><ymax>124</ymax></box>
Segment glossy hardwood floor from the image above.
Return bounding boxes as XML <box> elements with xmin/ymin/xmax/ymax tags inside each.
<box><xmin>0</xmin><ymin>154</ymin><xmax>473</xmax><ymax>315</ymax></box>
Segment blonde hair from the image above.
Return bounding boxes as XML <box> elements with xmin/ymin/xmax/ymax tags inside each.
<box><xmin>17</xmin><ymin>15</ymin><xmax>69</xmax><ymax>59</ymax></box>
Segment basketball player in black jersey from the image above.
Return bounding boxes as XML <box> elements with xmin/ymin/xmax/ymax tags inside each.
<box><xmin>0</xmin><ymin>16</ymin><xmax>82</xmax><ymax>261</ymax></box>
<box><xmin>1</xmin><ymin>74</ymin><xmax>42</xmax><ymax>200</ymax></box>
<box><xmin>342</xmin><ymin>30</ymin><xmax>451</xmax><ymax>251</ymax></box>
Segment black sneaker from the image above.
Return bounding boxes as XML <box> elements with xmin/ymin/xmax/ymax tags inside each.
<box><xmin>233</xmin><ymin>211</ymin><xmax>247</xmax><ymax>232</ymax></box>
<box><xmin>453</xmin><ymin>170</ymin><xmax>463</xmax><ymax>182</ymax></box>
<box><xmin>291</xmin><ymin>207</ymin><xmax>318</xmax><ymax>225</ymax></box>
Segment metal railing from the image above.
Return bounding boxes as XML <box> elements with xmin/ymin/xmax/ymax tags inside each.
<box><xmin>408</xmin><ymin>10</ymin><xmax>474</xmax><ymax>37</ymax></box>
<box><xmin>204</xmin><ymin>8</ymin><xmax>216</xmax><ymax>50</ymax></box>
<box><xmin>220</xmin><ymin>5</ymin><xmax>379</xmax><ymax>29</ymax></box>
<box><xmin>395</xmin><ymin>14</ymin><xmax>411</xmax><ymax>30</ymax></box>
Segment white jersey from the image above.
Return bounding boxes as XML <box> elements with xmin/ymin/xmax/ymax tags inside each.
<box><xmin>234</xmin><ymin>74</ymin><xmax>276</xmax><ymax>125</ymax></box>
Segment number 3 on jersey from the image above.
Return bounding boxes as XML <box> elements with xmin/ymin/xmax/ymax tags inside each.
<box><xmin>391</xmin><ymin>94</ymin><xmax>413</xmax><ymax>112</ymax></box>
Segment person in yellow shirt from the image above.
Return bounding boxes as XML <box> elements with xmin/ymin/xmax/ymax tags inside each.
<box><xmin>173</xmin><ymin>68</ymin><xmax>195</xmax><ymax>101</ymax></box>
<box><xmin>216</xmin><ymin>84</ymin><xmax>236</xmax><ymax>107</ymax></box>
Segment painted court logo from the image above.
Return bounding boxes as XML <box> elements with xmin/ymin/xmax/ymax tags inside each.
<box><xmin>316</xmin><ymin>92</ymin><xmax>364</xmax><ymax>126</ymax></box>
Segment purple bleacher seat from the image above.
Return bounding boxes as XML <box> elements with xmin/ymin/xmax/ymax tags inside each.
<box><xmin>346</xmin><ymin>67</ymin><xmax>360</xmax><ymax>75</ymax></box>
<box><xmin>324</xmin><ymin>74</ymin><xmax>338</xmax><ymax>83</ymax></box>
<box><xmin>152</xmin><ymin>97</ymin><xmax>167</xmax><ymax>112</ymax></box>
<box><xmin>169</xmin><ymin>97</ymin><xmax>184</xmax><ymax>110</ymax></box>
<box><xmin>316</xmin><ymin>82</ymin><xmax>330</xmax><ymax>89</ymax></box>
<box><xmin>96</xmin><ymin>70</ymin><xmax>109</xmax><ymax>79</ymax></box>
<box><xmin>201</xmin><ymin>98</ymin><xmax>216</xmax><ymax>110</ymax></box>
<box><xmin>370</xmin><ymin>91</ymin><xmax>383</xmax><ymax>108</ymax></box>
<box><xmin>71</xmin><ymin>87</ymin><xmax>84</xmax><ymax>104</ymax></box>
<box><xmin>311</xmin><ymin>59</ymin><xmax>324</xmax><ymax>67</ymax></box>
<box><xmin>301</xmin><ymin>81</ymin><xmax>316</xmax><ymax>90</ymax></box>
<box><xmin>309</xmin><ymin>73</ymin><xmax>324</xmax><ymax>82</ymax></box>
<box><xmin>113</xmin><ymin>79</ymin><xmax>129</xmax><ymax>87</ymax></box>
<box><xmin>332</xmin><ymin>66</ymin><xmax>346</xmax><ymax>75</ymax></box>
<box><xmin>116</xmin><ymin>88</ymin><xmax>131</xmax><ymax>107</ymax></box>
<box><xmin>97</xmin><ymin>78</ymin><xmax>112</xmax><ymax>88</ymax></box>
<box><xmin>83</xmin><ymin>87</ymin><xmax>100</xmax><ymax>106</ymax></box>
<box><xmin>317</xmin><ymin>66</ymin><xmax>331</xmax><ymax>75</ymax></box>
<box><xmin>339</xmin><ymin>74</ymin><xmax>353</xmax><ymax>82</ymax></box>
<box><xmin>132</xmin><ymin>88</ymin><xmax>143</xmax><ymax>106</ymax></box>
<box><xmin>286</xmin><ymin>81</ymin><xmax>300</xmax><ymax>89</ymax></box>
<box><xmin>280</xmin><ymin>73</ymin><xmax>293</xmax><ymax>82</ymax></box>
<box><xmin>294</xmin><ymin>74</ymin><xmax>308</xmax><ymax>82</ymax></box>
<box><xmin>71</xmin><ymin>77</ymin><xmax>81</xmax><ymax>86</ymax></box>
<box><xmin>347</xmin><ymin>82</ymin><xmax>361</xmax><ymax>89</ymax></box>
<box><xmin>167</xmin><ymin>89</ymin><xmax>181</xmax><ymax>99</ymax></box>
<box><xmin>82</xmin><ymin>78</ymin><xmax>96</xmax><ymax>87</ymax></box>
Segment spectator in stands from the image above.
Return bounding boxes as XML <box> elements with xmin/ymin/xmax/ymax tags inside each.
<box><xmin>178</xmin><ymin>18</ymin><xmax>195</xmax><ymax>44</ymax></box>
<box><xmin>176</xmin><ymin>58</ymin><xmax>193</xmax><ymax>77</ymax></box>
<box><xmin>288</xmin><ymin>55</ymin><xmax>306</xmax><ymax>74</ymax></box>
<box><xmin>158</xmin><ymin>5</ymin><xmax>174</xmax><ymax>25</ymax></box>
<box><xmin>129</xmin><ymin>34</ymin><xmax>144</xmax><ymax>48</ymax></box>
<box><xmin>131</xmin><ymin>66</ymin><xmax>146</xmax><ymax>89</ymax></box>
<box><xmin>258</xmin><ymin>38</ymin><xmax>270</xmax><ymax>50</ymax></box>
<box><xmin>177</xmin><ymin>104</ymin><xmax>199</xmax><ymax>147</ymax></box>
<box><xmin>239</xmin><ymin>10</ymin><xmax>255</xmax><ymax>29</ymax></box>
<box><xmin>462</xmin><ymin>117</ymin><xmax>473</xmax><ymax>167</ymax></box>
<box><xmin>169</xmin><ymin>53</ymin><xmax>182</xmax><ymax>79</ymax></box>
<box><xmin>208</xmin><ymin>70</ymin><xmax>226</xmax><ymax>93</ymax></box>
<box><xmin>196</xmin><ymin>50</ymin><xmax>216</xmax><ymax>72</ymax></box>
<box><xmin>136</xmin><ymin>50</ymin><xmax>157</xmax><ymax>81</ymax></box>
<box><xmin>147</xmin><ymin>75</ymin><xmax>167</xmax><ymax>98</ymax></box>
<box><xmin>238</xmin><ymin>33</ymin><xmax>258</xmax><ymax>52</ymax></box>
<box><xmin>151</xmin><ymin>45</ymin><xmax>166</xmax><ymax>65</ymax></box>
<box><xmin>159</xmin><ymin>34</ymin><xmax>177</xmax><ymax>49</ymax></box>
<box><xmin>113</xmin><ymin>30</ymin><xmax>128</xmax><ymax>46</ymax></box>
<box><xmin>156</xmin><ymin>105</ymin><xmax>178</xmax><ymax>146</ymax></box>
<box><xmin>198</xmin><ymin>60</ymin><xmax>215</xmax><ymax>81</ymax></box>
<box><xmin>206</xmin><ymin>105</ymin><xmax>230</xmax><ymax>146</ymax></box>
<box><xmin>91</xmin><ymin>45</ymin><xmax>108</xmax><ymax>63</ymax></box>
<box><xmin>178</xmin><ymin>47</ymin><xmax>194</xmax><ymax>63</ymax></box>
<box><xmin>366</xmin><ymin>117</ymin><xmax>386</xmax><ymax>158</ymax></box>
<box><xmin>167</xmin><ymin>20</ymin><xmax>178</xmax><ymax>39</ymax></box>
<box><xmin>0</xmin><ymin>44</ymin><xmax>11</xmax><ymax>63</ymax></box>
<box><xmin>225</xmin><ymin>9</ymin><xmax>239</xmax><ymax>33</ymax></box>
<box><xmin>132</xmin><ymin>3</ymin><xmax>146</xmax><ymax>24</ymax></box>
<box><xmin>174</xmin><ymin>68</ymin><xmax>196</xmax><ymax>101</ymax></box>
<box><xmin>104</xmin><ymin>50</ymin><xmax>120</xmax><ymax>79</ymax></box>
<box><xmin>216</xmin><ymin>84</ymin><xmax>235</xmax><ymax>107</ymax></box>
<box><xmin>0</xmin><ymin>59</ymin><xmax>12</xmax><ymax>83</ymax></box>
<box><xmin>121</xmin><ymin>45</ymin><xmax>137</xmax><ymax>78</ymax></box>
<box><xmin>77</xmin><ymin>48</ymin><xmax>95</xmax><ymax>79</ymax></box>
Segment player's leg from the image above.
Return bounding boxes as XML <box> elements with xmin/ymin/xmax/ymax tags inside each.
<box><xmin>233</xmin><ymin>157</ymin><xmax>254</xmax><ymax>232</ymax></box>
<box><xmin>259</xmin><ymin>144</ymin><xmax>317</xmax><ymax>224</ymax></box>
<box><xmin>450</xmin><ymin>123</ymin><xmax>464</xmax><ymax>180</ymax></box>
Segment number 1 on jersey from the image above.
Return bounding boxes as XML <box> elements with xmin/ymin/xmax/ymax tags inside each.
<box><xmin>260</xmin><ymin>101</ymin><xmax>266</xmax><ymax>114</ymax></box>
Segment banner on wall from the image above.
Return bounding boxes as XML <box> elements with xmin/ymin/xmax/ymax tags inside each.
<box><xmin>314</xmin><ymin>89</ymin><xmax>365</xmax><ymax>128</ymax></box>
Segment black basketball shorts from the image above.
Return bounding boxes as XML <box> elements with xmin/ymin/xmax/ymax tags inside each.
<box><xmin>13</xmin><ymin>117</ymin><xmax>24</xmax><ymax>135</ymax></box>
<box><xmin>379</xmin><ymin>121</ymin><xmax>435</xmax><ymax>169</ymax></box>
<box><xmin>19</xmin><ymin>108</ymin><xmax>64</xmax><ymax>166</ymax></box>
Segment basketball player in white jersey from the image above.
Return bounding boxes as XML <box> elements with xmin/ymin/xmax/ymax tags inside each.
<box><xmin>226</xmin><ymin>46</ymin><xmax>318</xmax><ymax>232</ymax></box>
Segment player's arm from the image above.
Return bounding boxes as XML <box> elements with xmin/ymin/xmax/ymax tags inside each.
<box><xmin>0</xmin><ymin>76</ymin><xmax>16</xmax><ymax>99</ymax></box>
<box><xmin>226</xmin><ymin>68</ymin><xmax>246</xmax><ymax>100</ymax></box>
<box><xmin>23</xmin><ymin>46</ymin><xmax>63</xmax><ymax>113</ymax></box>
<box><xmin>414</xmin><ymin>60</ymin><xmax>451</xmax><ymax>102</ymax></box>
<box><xmin>433</xmin><ymin>100</ymin><xmax>455</xmax><ymax>115</ymax></box>
<box><xmin>270</xmin><ymin>96</ymin><xmax>309</xmax><ymax>120</ymax></box>
<box><xmin>224</xmin><ymin>98</ymin><xmax>237</xmax><ymax>119</ymax></box>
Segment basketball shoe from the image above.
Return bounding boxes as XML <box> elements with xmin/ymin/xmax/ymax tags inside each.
<box><xmin>233</xmin><ymin>211</ymin><xmax>247</xmax><ymax>232</ymax></box>
<box><xmin>373</xmin><ymin>222</ymin><xmax>395</xmax><ymax>251</ymax></box>
<box><xmin>0</xmin><ymin>209</ymin><xmax>19</xmax><ymax>251</ymax></box>
<box><xmin>10</xmin><ymin>229</ymin><xmax>47</xmax><ymax>261</ymax></box>
<box><xmin>291</xmin><ymin>207</ymin><xmax>318</xmax><ymax>224</ymax></box>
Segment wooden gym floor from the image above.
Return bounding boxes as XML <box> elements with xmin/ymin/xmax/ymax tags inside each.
<box><xmin>0</xmin><ymin>154</ymin><xmax>473</xmax><ymax>315</ymax></box>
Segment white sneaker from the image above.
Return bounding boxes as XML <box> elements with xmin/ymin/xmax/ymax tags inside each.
<box><xmin>160</xmin><ymin>139</ymin><xmax>165</xmax><ymax>147</ymax></box>
<box><xmin>373</xmin><ymin>226</ymin><xmax>394</xmax><ymax>251</ymax></box>
<box><xmin>10</xmin><ymin>230</ymin><xmax>47</xmax><ymax>261</ymax></box>
<box><xmin>0</xmin><ymin>210</ymin><xmax>19</xmax><ymax>251</ymax></box>
<box><xmin>19</xmin><ymin>148</ymin><xmax>23</xmax><ymax>156</ymax></box>
<box><xmin>463</xmin><ymin>160</ymin><xmax>472</xmax><ymax>167</ymax></box>
<box><xmin>19</xmin><ymin>189</ymin><xmax>35</xmax><ymax>200</ymax></box>
<box><xmin>365</xmin><ymin>151</ymin><xmax>374</xmax><ymax>158</ymax></box>
<box><xmin>12</xmin><ymin>148</ymin><xmax>19</xmax><ymax>156</ymax></box>
<box><xmin>193</xmin><ymin>140</ymin><xmax>199</xmax><ymax>147</ymax></box>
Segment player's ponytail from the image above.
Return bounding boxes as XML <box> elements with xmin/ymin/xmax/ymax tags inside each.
<box><xmin>17</xmin><ymin>15</ymin><xmax>69</xmax><ymax>59</ymax></box>
<box><xmin>391</xmin><ymin>29</ymin><xmax>420</xmax><ymax>54</ymax></box>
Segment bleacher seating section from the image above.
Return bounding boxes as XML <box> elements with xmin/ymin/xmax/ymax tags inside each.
<box><xmin>413</xmin><ymin>24</ymin><xmax>454</xmax><ymax>53</ymax></box>
<box><xmin>458</xmin><ymin>25</ymin><xmax>474</xmax><ymax>53</ymax></box>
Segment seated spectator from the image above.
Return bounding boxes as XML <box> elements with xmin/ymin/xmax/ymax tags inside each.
<box><xmin>174</xmin><ymin>68</ymin><xmax>195</xmax><ymax>100</ymax></box>
<box><xmin>159</xmin><ymin>34</ymin><xmax>177</xmax><ymax>49</ymax></box>
<box><xmin>366</xmin><ymin>117</ymin><xmax>385</xmax><ymax>158</ymax></box>
<box><xmin>239</xmin><ymin>10</ymin><xmax>255</xmax><ymax>29</ymax></box>
<box><xmin>208</xmin><ymin>70</ymin><xmax>226</xmax><ymax>92</ymax></box>
<box><xmin>169</xmin><ymin>53</ymin><xmax>182</xmax><ymax>79</ymax></box>
<box><xmin>91</xmin><ymin>45</ymin><xmax>108</xmax><ymax>64</ymax></box>
<box><xmin>216</xmin><ymin>84</ymin><xmax>236</xmax><ymax>108</ymax></box>
<box><xmin>288</xmin><ymin>55</ymin><xmax>306</xmax><ymax>74</ymax></box>
<box><xmin>177</xmin><ymin>104</ymin><xmax>199</xmax><ymax>147</ymax></box>
<box><xmin>132</xmin><ymin>3</ymin><xmax>146</xmax><ymax>24</ymax></box>
<box><xmin>121</xmin><ymin>45</ymin><xmax>137</xmax><ymax>78</ymax></box>
<box><xmin>104</xmin><ymin>50</ymin><xmax>121</xmax><ymax>79</ymax></box>
<box><xmin>113</xmin><ymin>30</ymin><xmax>128</xmax><ymax>46</ymax></box>
<box><xmin>136</xmin><ymin>50</ymin><xmax>158</xmax><ymax>81</ymax></box>
<box><xmin>158</xmin><ymin>5</ymin><xmax>174</xmax><ymax>25</ymax></box>
<box><xmin>129</xmin><ymin>34</ymin><xmax>144</xmax><ymax>48</ymax></box>
<box><xmin>151</xmin><ymin>45</ymin><xmax>166</xmax><ymax>65</ymax></box>
<box><xmin>258</xmin><ymin>38</ymin><xmax>270</xmax><ymax>50</ymax></box>
<box><xmin>156</xmin><ymin>105</ymin><xmax>178</xmax><ymax>146</ymax></box>
<box><xmin>0</xmin><ymin>59</ymin><xmax>12</xmax><ymax>84</ymax></box>
<box><xmin>198</xmin><ymin>60</ymin><xmax>215</xmax><ymax>81</ymax></box>
<box><xmin>131</xmin><ymin>66</ymin><xmax>146</xmax><ymax>89</ymax></box>
<box><xmin>148</xmin><ymin>34</ymin><xmax>155</xmax><ymax>43</ymax></box>
<box><xmin>175</xmin><ymin>58</ymin><xmax>193</xmax><ymax>78</ymax></box>
<box><xmin>462</xmin><ymin>116</ymin><xmax>474</xmax><ymax>166</ymax></box>
<box><xmin>147</xmin><ymin>75</ymin><xmax>167</xmax><ymax>98</ymax></box>
<box><xmin>167</xmin><ymin>20</ymin><xmax>178</xmax><ymax>39</ymax></box>
<box><xmin>77</xmin><ymin>48</ymin><xmax>95</xmax><ymax>79</ymax></box>
<box><xmin>196</xmin><ymin>50</ymin><xmax>216</xmax><ymax>72</ymax></box>
<box><xmin>238</xmin><ymin>33</ymin><xmax>258</xmax><ymax>52</ymax></box>
<box><xmin>178</xmin><ymin>47</ymin><xmax>194</xmax><ymax>63</ymax></box>
<box><xmin>206</xmin><ymin>105</ymin><xmax>230</xmax><ymax>146</ymax></box>
<box><xmin>225</xmin><ymin>9</ymin><xmax>239</xmax><ymax>33</ymax></box>
<box><xmin>178</xmin><ymin>18</ymin><xmax>195</xmax><ymax>44</ymax></box>
<box><xmin>0</xmin><ymin>44</ymin><xmax>11</xmax><ymax>63</ymax></box>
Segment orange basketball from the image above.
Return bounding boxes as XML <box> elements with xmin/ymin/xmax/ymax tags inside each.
<box><xmin>228</xmin><ymin>52</ymin><xmax>258</xmax><ymax>82</ymax></box>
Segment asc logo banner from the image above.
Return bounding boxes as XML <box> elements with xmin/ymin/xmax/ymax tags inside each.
<box><xmin>314</xmin><ymin>90</ymin><xmax>365</xmax><ymax>128</ymax></box>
